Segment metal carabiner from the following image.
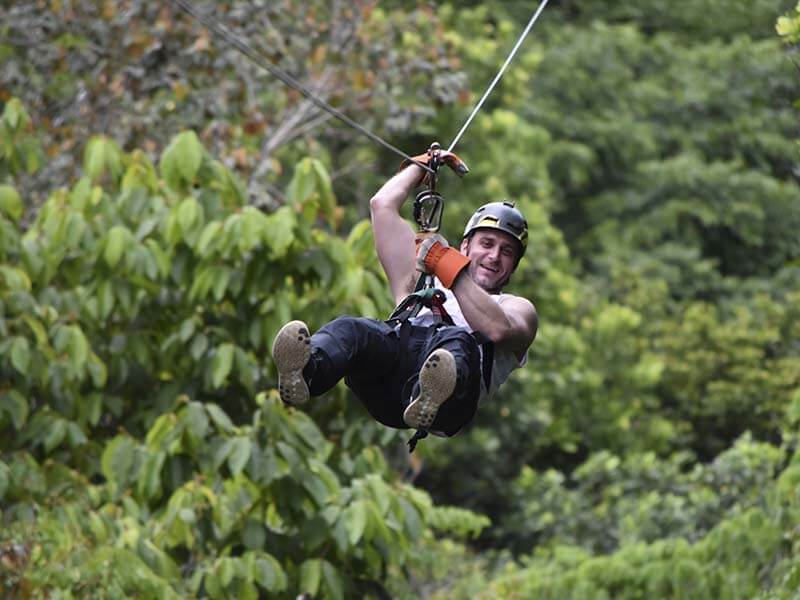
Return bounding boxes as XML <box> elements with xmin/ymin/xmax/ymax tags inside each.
<box><xmin>412</xmin><ymin>142</ymin><xmax>445</xmax><ymax>233</ymax></box>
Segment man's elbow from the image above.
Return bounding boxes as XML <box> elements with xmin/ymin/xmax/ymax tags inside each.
<box><xmin>483</xmin><ymin>320</ymin><xmax>516</xmax><ymax>345</ymax></box>
<box><xmin>484</xmin><ymin>316</ymin><xmax>536</xmax><ymax>348</ymax></box>
<box><xmin>369</xmin><ymin>193</ymin><xmax>391</xmax><ymax>213</ymax></box>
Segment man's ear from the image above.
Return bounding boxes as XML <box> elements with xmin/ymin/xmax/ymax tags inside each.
<box><xmin>460</xmin><ymin>238</ymin><xmax>469</xmax><ymax>254</ymax></box>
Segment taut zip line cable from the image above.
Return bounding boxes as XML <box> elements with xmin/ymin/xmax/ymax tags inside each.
<box><xmin>447</xmin><ymin>0</ymin><xmax>550</xmax><ymax>153</ymax></box>
<box><xmin>168</xmin><ymin>0</ymin><xmax>549</xmax><ymax>170</ymax></box>
<box><xmin>168</xmin><ymin>0</ymin><xmax>433</xmax><ymax>174</ymax></box>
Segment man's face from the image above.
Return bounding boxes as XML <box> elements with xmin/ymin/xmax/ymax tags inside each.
<box><xmin>460</xmin><ymin>229</ymin><xmax>519</xmax><ymax>293</ymax></box>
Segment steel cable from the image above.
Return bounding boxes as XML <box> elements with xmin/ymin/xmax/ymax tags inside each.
<box><xmin>167</xmin><ymin>0</ymin><xmax>434</xmax><ymax>173</ymax></box>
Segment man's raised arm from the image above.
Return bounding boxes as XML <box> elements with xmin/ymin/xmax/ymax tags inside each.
<box><xmin>369</xmin><ymin>165</ymin><xmax>423</xmax><ymax>304</ymax></box>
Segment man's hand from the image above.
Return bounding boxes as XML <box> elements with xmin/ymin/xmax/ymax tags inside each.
<box><xmin>400</xmin><ymin>147</ymin><xmax>469</xmax><ymax>185</ymax></box>
<box><xmin>416</xmin><ymin>234</ymin><xmax>470</xmax><ymax>288</ymax></box>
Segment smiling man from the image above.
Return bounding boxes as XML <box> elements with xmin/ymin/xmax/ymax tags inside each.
<box><xmin>271</xmin><ymin>150</ymin><xmax>538</xmax><ymax>450</ymax></box>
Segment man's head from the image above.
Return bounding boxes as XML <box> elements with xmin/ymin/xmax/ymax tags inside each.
<box><xmin>460</xmin><ymin>202</ymin><xmax>528</xmax><ymax>293</ymax></box>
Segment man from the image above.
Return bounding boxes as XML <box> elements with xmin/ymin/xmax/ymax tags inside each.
<box><xmin>271</xmin><ymin>149</ymin><xmax>538</xmax><ymax>447</ymax></box>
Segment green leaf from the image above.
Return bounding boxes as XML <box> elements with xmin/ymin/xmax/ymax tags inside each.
<box><xmin>145</xmin><ymin>414</ymin><xmax>179</xmax><ymax>449</ymax></box>
<box><xmin>212</xmin><ymin>266</ymin><xmax>231</xmax><ymax>301</ymax></box>
<box><xmin>65</xmin><ymin>325</ymin><xmax>90</xmax><ymax>371</ymax></box>
<box><xmin>160</xmin><ymin>131</ymin><xmax>203</xmax><ymax>189</ymax></box>
<box><xmin>97</xmin><ymin>280</ymin><xmax>115</xmax><ymax>319</ymax></box>
<box><xmin>227</xmin><ymin>437</ymin><xmax>252</xmax><ymax>476</ymax></box>
<box><xmin>242</xmin><ymin>520</ymin><xmax>266</xmax><ymax>550</ymax></box>
<box><xmin>178</xmin><ymin>318</ymin><xmax>196</xmax><ymax>343</ymax></box>
<box><xmin>2</xmin><ymin>97</ymin><xmax>25</xmax><ymax>132</ymax></box>
<box><xmin>206</xmin><ymin>403</ymin><xmax>235</xmax><ymax>433</ymax></box>
<box><xmin>286</xmin><ymin>158</ymin><xmax>316</xmax><ymax>207</ymax></box>
<box><xmin>253</xmin><ymin>554</ymin><xmax>287</xmax><ymax>592</ymax></box>
<box><xmin>83</xmin><ymin>136</ymin><xmax>122</xmax><ymax>183</ymax></box>
<box><xmin>214</xmin><ymin>437</ymin><xmax>235</xmax><ymax>470</ymax></box>
<box><xmin>43</xmin><ymin>419</ymin><xmax>67</xmax><ymax>452</ymax></box>
<box><xmin>101</xmin><ymin>435</ymin><xmax>137</xmax><ymax>485</ymax></box>
<box><xmin>10</xmin><ymin>336</ymin><xmax>31</xmax><ymax>374</ymax></box>
<box><xmin>0</xmin><ymin>184</ymin><xmax>22</xmax><ymax>221</ymax></box>
<box><xmin>321</xmin><ymin>561</ymin><xmax>344</xmax><ymax>600</ymax></box>
<box><xmin>0</xmin><ymin>266</ymin><xmax>31</xmax><ymax>291</ymax></box>
<box><xmin>264</xmin><ymin>206</ymin><xmax>295</xmax><ymax>258</ymax></box>
<box><xmin>0</xmin><ymin>461</ymin><xmax>9</xmax><ymax>499</ymax></box>
<box><xmin>20</xmin><ymin>316</ymin><xmax>46</xmax><ymax>348</ymax></box>
<box><xmin>87</xmin><ymin>353</ymin><xmax>108</xmax><ymax>387</ymax></box>
<box><xmin>311</xmin><ymin>159</ymin><xmax>337</xmax><ymax>225</ymax></box>
<box><xmin>185</xmin><ymin>402</ymin><xmax>209</xmax><ymax>439</ymax></box>
<box><xmin>345</xmin><ymin>500</ymin><xmax>367</xmax><ymax>546</ymax></box>
<box><xmin>204</xmin><ymin>571</ymin><xmax>222</xmax><ymax>599</ymax></box>
<box><xmin>190</xmin><ymin>333</ymin><xmax>209</xmax><ymax>361</ymax></box>
<box><xmin>197</xmin><ymin>221</ymin><xmax>222</xmax><ymax>255</ymax></box>
<box><xmin>177</xmin><ymin>196</ymin><xmax>200</xmax><ymax>234</ymax></box>
<box><xmin>104</xmin><ymin>225</ymin><xmax>129</xmax><ymax>269</ymax></box>
<box><xmin>217</xmin><ymin>557</ymin><xmax>235</xmax><ymax>587</ymax></box>
<box><xmin>2</xmin><ymin>390</ymin><xmax>29</xmax><ymax>429</ymax></box>
<box><xmin>137</xmin><ymin>451</ymin><xmax>165</xmax><ymax>500</ymax></box>
<box><xmin>298</xmin><ymin>559</ymin><xmax>322</xmax><ymax>596</ymax></box>
<box><xmin>366</xmin><ymin>475</ymin><xmax>392</xmax><ymax>514</ymax></box>
<box><xmin>175</xmin><ymin>131</ymin><xmax>203</xmax><ymax>183</ymax></box>
<box><xmin>211</xmin><ymin>343</ymin><xmax>235</xmax><ymax>388</ymax></box>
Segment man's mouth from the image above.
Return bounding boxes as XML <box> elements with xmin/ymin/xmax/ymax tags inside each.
<box><xmin>479</xmin><ymin>264</ymin><xmax>499</xmax><ymax>274</ymax></box>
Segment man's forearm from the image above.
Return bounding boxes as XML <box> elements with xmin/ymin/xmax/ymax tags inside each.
<box><xmin>451</xmin><ymin>275</ymin><xmax>512</xmax><ymax>338</ymax></box>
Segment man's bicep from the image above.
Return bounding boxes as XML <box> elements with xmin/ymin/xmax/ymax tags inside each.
<box><xmin>370</xmin><ymin>206</ymin><xmax>418</xmax><ymax>301</ymax></box>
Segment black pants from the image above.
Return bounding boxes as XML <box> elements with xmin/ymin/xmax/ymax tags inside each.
<box><xmin>302</xmin><ymin>316</ymin><xmax>482</xmax><ymax>436</ymax></box>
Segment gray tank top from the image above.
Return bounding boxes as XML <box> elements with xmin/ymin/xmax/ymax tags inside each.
<box><xmin>409</xmin><ymin>283</ymin><xmax>527</xmax><ymax>405</ymax></box>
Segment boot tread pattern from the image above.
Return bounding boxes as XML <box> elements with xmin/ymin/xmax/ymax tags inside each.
<box><xmin>403</xmin><ymin>348</ymin><xmax>457</xmax><ymax>430</ymax></box>
<box><xmin>271</xmin><ymin>320</ymin><xmax>311</xmax><ymax>406</ymax></box>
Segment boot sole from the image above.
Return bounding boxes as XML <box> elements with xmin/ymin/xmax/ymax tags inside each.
<box><xmin>271</xmin><ymin>320</ymin><xmax>311</xmax><ymax>406</ymax></box>
<box><xmin>403</xmin><ymin>348</ymin><xmax>457</xmax><ymax>430</ymax></box>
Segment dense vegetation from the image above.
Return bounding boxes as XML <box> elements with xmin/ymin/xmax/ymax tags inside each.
<box><xmin>1</xmin><ymin>0</ymin><xmax>799</xmax><ymax>597</ymax></box>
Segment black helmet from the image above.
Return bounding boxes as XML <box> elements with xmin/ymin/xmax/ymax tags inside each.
<box><xmin>462</xmin><ymin>201</ymin><xmax>528</xmax><ymax>260</ymax></box>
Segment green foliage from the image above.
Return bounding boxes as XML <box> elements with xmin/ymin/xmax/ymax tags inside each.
<box><xmin>0</xmin><ymin>98</ymin><xmax>43</xmax><ymax>181</ymax></box>
<box><xmin>0</xmin><ymin>127</ymin><xmax>488</xmax><ymax>597</ymax></box>
<box><xmin>501</xmin><ymin>435</ymin><xmax>785</xmax><ymax>555</ymax></box>
<box><xmin>414</xmin><ymin>7</ymin><xmax>800</xmax><ymax>572</ymax></box>
<box><xmin>2</xmin><ymin>0</ymin><xmax>800</xmax><ymax>596</ymax></box>
<box><xmin>777</xmin><ymin>1</ymin><xmax>800</xmax><ymax>42</ymax></box>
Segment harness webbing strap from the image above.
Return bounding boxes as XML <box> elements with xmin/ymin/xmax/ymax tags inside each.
<box><xmin>386</xmin><ymin>286</ymin><xmax>454</xmax><ymax>327</ymax></box>
<box><xmin>407</xmin><ymin>429</ymin><xmax>428</xmax><ymax>453</ymax></box>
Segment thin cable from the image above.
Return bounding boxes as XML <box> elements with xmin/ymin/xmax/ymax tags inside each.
<box><xmin>447</xmin><ymin>0</ymin><xmax>550</xmax><ymax>153</ymax></box>
<box><xmin>168</xmin><ymin>0</ymin><xmax>434</xmax><ymax>173</ymax></box>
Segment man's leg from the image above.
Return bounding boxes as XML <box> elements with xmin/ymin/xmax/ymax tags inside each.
<box><xmin>403</xmin><ymin>327</ymin><xmax>482</xmax><ymax>436</ymax></box>
<box><xmin>272</xmin><ymin>316</ymin><xmax>400</xmax><ymax>406</ymax></box>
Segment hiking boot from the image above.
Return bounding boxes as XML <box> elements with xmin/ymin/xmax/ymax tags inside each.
<box><xmin>403</xmin><ymin>348</ymin><xmax>457</xmax><ymax>430</ymax></box>
<box><xmin>271</xmin><ymin>320</ymin><xmax>312</xmax><ymax>406</ymax></box>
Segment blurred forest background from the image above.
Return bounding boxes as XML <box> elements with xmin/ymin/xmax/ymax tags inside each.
<box><xmin>2</xmin><ymin>0</ymin><xmax>800</xmax><ymax>598</ymax></box>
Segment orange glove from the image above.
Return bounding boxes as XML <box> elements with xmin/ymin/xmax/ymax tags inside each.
<box><xmin>416</xmin><ymin>234</ymin><xmax>470</xmax><ymax>288</ymax></box>
<box><xmin>400</xmin><ymin>146</ymin><xmax>469</xmax><ymax>186</ymax></box>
